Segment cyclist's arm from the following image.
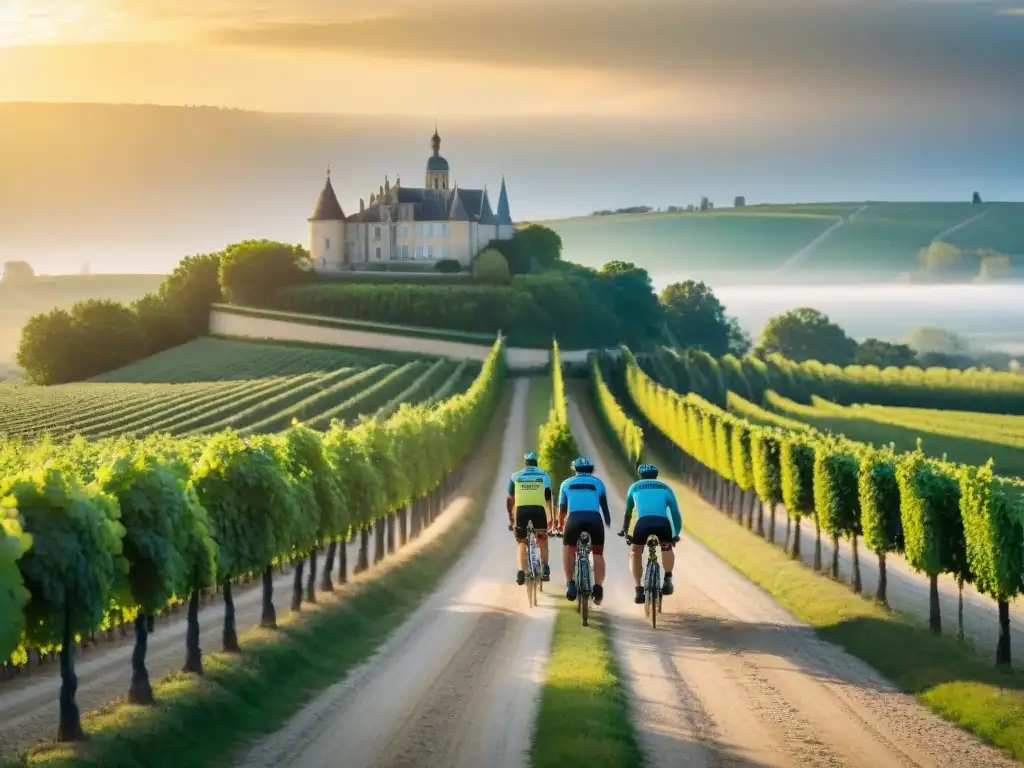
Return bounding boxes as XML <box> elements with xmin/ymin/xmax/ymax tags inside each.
<box><xmin>666</xmin><ymin>489</ymin><xmax>683</xmax><ymax>538</ymax></box>
<box><xmin>622</xmin><ymin>487</ymin><xmax>635</xmax><ymax>533</ymax></box>
<box><xmin>544</xmin><ymin>487</ymin><xmax>553</xmax><ymax>525</ymax></box>
<box><xmin>599</xmin><ymin>492</ymin><xmax>611</xmax><ymax>527</ymax></box>
<box><xmin>506</xmin><ymin>477</ymin><xmax>516</xmax><ymax>523</ymax></box>
<box><xmin>558</xmin><ymin>483</ymin><xmax>569</xmax><ymax>528</ymax></box>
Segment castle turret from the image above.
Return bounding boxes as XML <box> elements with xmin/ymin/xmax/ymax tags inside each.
<box><xmin>308</xmin><ymin>168</ymin><xmax>346</xmax><ymax>270</ymax></box>
<box><xmin>425</xmin><ymin>126</ymin><xmax>450</xmax><ymax>191</ymax></box>
<box><xmin>496</xmin><ymin>176</ymin><xmax>513</xmax><ymax>239</ymax></box>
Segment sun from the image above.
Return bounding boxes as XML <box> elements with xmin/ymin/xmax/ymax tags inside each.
<box><xmin>0</xmin><ymin>0</ymin><xmax>109</xmax><ymax>46</ymax></box>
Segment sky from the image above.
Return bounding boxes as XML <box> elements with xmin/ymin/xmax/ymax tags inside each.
<box><xmin>2</xmin><ymin>0</ymin><xmax>1024</xmax><ymax>121</ymax></box>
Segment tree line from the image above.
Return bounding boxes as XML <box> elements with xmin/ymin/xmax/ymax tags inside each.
<box><xmin>619</xmin><ymin>349</ymin><xmax>1024</xmax><ymax>666</ymax></box>
<box><xmin>0</xmin><ymin>341</ymin><xmax>504</xmax><ymax>742</ymax></box>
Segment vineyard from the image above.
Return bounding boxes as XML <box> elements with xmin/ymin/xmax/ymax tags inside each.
<box><xmin>0</xmin><ymin>337</ymin><xmax>502</xmax><ymax>743</ymax></box>
<box><xmin>613</xmin><ymin>347</ymin><xmax>1024</xmax><ymax>665</ymax></box>
<box><xmin>0</xmin><ymin>338</ymin><xmax>479</xmax><ymax>441</ymax></box>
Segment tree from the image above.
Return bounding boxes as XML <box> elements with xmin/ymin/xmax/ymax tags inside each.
<box><xmin>734</xmin><ymin>196</ymin><xmax>746</xmax><ymax>208</ymax></box>
<box><xmin>159</xmin><ymin>252</ymin><xmax>223</xmax><ymax>340</ymax></box>
<box><xmin>219</xmin><ymin>240</ymin><xmax>310</xmax><ymax>306</ymax></box>
<box><xmin>514</xmin><ymin>224</ymin><xmax>562</xmax><ymax>271</ymax></box>
<box><xmin>132</xmin><ymin>293</ymin><xmax>183</xmax><ymax>356</ymax></box>
<box><xmin>918</xmin><ymin>242</ymin><xmax>966</xmax><ymax>274</ymax></box>
<box><xmin>756</xmin><ymin>308</ymin><xmax>857</xmax><ymax>365</ymax></box>
<box><xmin>597</xmin><ymin>261</ymin><xmax>664</xmax><ymax>349</ymax></box>
<box><xmin>727</xmin><ymin>317</ymin><xmax>752</xmax><ymax>356</ymax></box>
<box><xmin>69</xmin><ymin>300</ymin><xmax>148</xmax><ymax>377</ymax></box>
<box><xmin>973</xmin><ymin>191</ymin><xmax>983</xmax><ymax>204</ymax></box>
<box><xmin>854</xmin><ymin>339</ymin><xmax>919</xmax><ymax>368</ymax></box>
<box><xmin>1</xmin><ymin>261</ymin><xmax>34</xmax><ymax>283</ymax></box>
<box><xmin>700</xmin><ymin>196</ymin><xmax>710</xmax><ymax>212</ymax></box>
<box><xmin>660</xmin><ymin>280</ymin><xmax>733</xmax><ymax>356</ymax></box>
<box><xmin>16</xmin><ymin>308</ymin><xmax>82</xmax><ymax>385</ymax></box>
<box><xmin>0</xmin><ymin>499</ymin><xmax>31</xmax><ymax>664</ymax></box>
<box><xmin>472</xmin><ymin>249</ymin><xmax>511</xmax><ymax>281</ymax></box>
<box><xmin>905</xmin><ymin>325</ymin><xmax>971</xmax><ymax>357</ymax></box>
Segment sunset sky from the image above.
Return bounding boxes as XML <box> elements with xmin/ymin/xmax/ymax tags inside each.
<box><xmin>2</xmin><ymin>0</ymin><xmax>1023</xmax><ymax>122</ymax></box>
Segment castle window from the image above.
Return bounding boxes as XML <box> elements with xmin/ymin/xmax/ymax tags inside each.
<box><xmin>402</xmin><ymin>244</ymin><xmax>409</xmax><ymax>260</ymax></box>
<box><xmin>415</xmin><ymin>245</ymin><xmax>424</xmax><ymax>259</ymax></box>
<box><xmin>442</xmin><ymin>246</ymin><xmax>449</xmax><ymax>259</ymax></box>
<box><xmin>441</xmin><ymin>224</ymin><xmax>449</xmax><ymax>236</ymax></box>
<box><xmin>374</xmin><ymin>226</ymin><xmax>381</xmax><ymax>239</ymax></box>
<box><xmin>375</xmin><ymin>246</ymin><xmax>382</xmax><ymax>259</ymax></box>
<box><xmin>324</xmin><ymin>237</ymin><xmax>330</xmax><ymax>250</ymax></box>
<box><xmin>425</xmin><ymin>223</ymin><xmax>433</xmax><ymax>236</ymax></box>
<box><xmin>427</xmin><ymin>245</ymin><xmax>435</xmax><ymax>259</ymax></box>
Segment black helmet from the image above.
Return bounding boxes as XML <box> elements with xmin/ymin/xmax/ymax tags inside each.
<box><xmin>638</xmin><ymin>463</ymin><xmax>659</xmax><ymax>479</ymax></box>
<box><xmin>571</xmin><ymin>456</ymin><xmax>595</xmax><ymax>474</ymax></box>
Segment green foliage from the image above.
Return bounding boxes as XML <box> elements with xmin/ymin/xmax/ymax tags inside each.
<box><xmin>471</xmin><ymin>249</ymin><xmax>511</xmax><ymax>281</ymax></box>
<box><xmin>812</xmin><ymin>440</ymin><xmax>862</xmax><ymax>539</ymax></box>
<box><xmin>280</xmin><ymin>424</ymin><xmax>347</xmax><ymax>545</ymax></box>
<box><xmin>858</xmin><ymin>447</ymin><xmax>904</xmax><ymax>555</ymax></box>
<box><xmin>855</xmin><ymin>339</ymin><xmax>919</xmax><ymax>368</ymax></box>
<box><xmin>749</xmin><ymin>429</ymin><xmax>783</xmax><ymax>506</ymax></box>
<box><xmin>589</xmin><ymin>354</ymin><xmax>643</xmax><ymax>467</ymax></box>
<box><xmin>219</xmin><ymin>240</ymin><xmax>311</xmax><ymax>306</ymax></box>
<box><xmin>729</xmin><ymin>420</ymin><xmax>754</xmax><ymax>492</ymax></box>
<box><xmin>96</xmin><ymin>454</ymin><xmax>190</xmax><ymax>614</ymax></box>
<box><xmin>539</xmin><ymin>342</ymin><xmax>580</xmax><ymax>492</ymax></box>
<box><xmin>433</xmin><ymin>258</ymin><xmax>462</xmax><ymax>273</ymax></box>
<box><xmin>958</xmin><ymin>464</ymin><xmax>1024</xmax><ymax>603</ymax></box>
<box><xmin>757</xmin><ymin>308</ymin><xmax>858</xmax><ymax>366</ymax></box>
<box><xmin>159</xmin><ymin>252</ymin><xmax>224</xmax><ymax>340</ymax></box>
<box><xmin>659</xmin><ymin>280</ymin><xmax>738</xmax><ymax>357</ymax></box>
<box><xmin>3</xmin><ymin>467</ymin><xmax>126</xmax><ymax>648</ymax></box>
<box><xmin>896</xmin><ymin>450</ymin><xmax>967</xmax><ymax>579</ymax></box>
<box><xmin>595</xmin><ymin>261</ymin><xmax>664</xmax><ymax>349</ymax></box>
<box><xmin>0</xmin><ymin>497</ymin><xmax>31</xmax><ymax>662</ymax></box>
<box><xmin>780</xmin><ymin>437</ymin><xmax>815</xmax><ymax>520</ymax></box>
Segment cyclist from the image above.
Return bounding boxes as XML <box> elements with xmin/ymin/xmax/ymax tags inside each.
<box><xmin>621</xmin><ymin>463</ymin><xmax>682</xmax><ymax>605</ymax></box>
<box><xmin>558</xmin><ymin>456</ymin><xmax>611</xmax><ymax>605</ymax></box>
<box><xmin>507</xmin><ymin>451</ymin><xmax>553</xmax><ymax>585</ymax></box>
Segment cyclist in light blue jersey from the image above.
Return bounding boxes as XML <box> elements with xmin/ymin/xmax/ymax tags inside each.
<box><xmin>558</xmin><ymin>456</ymin><xmax>611</xmax><ymax>605</ymax></box>
<box><xmin>621</xmin><ymin>463</ymin><xmax>682</xmax><ymax>604</ymax></box>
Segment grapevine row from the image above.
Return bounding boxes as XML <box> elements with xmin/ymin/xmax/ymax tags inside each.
<box><xmin>539</xmin><ymin>342</ymin><xmax>580</xmax><ymax>491</ymax></box>
<box><xmin>621</xmin><ymin>348</ymin><xmax>1024</xmax><ymax>666</ymax></box>
<box><xmin>0</xmin><ymin>340</ymin><xmax>505</xmax><ymax>743</ymax></box>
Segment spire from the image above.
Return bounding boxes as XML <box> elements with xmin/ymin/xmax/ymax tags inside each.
<box><xmin>479</xmin><ymin>186</ymin><xmax>497</xmax><ymax>225</ymax></box>
<box><xmin>496</xmin><ymin>176</ymin><xmax>512</xmax><ymax>226</ymax></box>
<box><xmin>309</xmin><ymin>169</ymin><xmax>345</xmax><ymax>221</ymax></box>
<box><xmin>449</xmin><ymin>184</ymin><xmax>469</xmax><ymax>221</ymax></box>
<box><xmin>431</xmin><ymin>125</ymin><xmax>441</xmax><ymax>157</ymax></box>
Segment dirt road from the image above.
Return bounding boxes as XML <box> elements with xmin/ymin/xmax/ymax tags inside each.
<box><xmin>567</xmin><ymin>396</ymin><xmax>1016</xmax><ymax>768</ymax></box>
<box><xmin>239</xmin><ymin>378</ymin><xmax>555</xmax><ymax>768</ymax></box>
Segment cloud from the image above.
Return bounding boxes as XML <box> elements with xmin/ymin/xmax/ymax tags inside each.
<box><xmin>206</xmin><ymin>0</ymin><xmax>1024</xmax><ymax>99</ymax></box>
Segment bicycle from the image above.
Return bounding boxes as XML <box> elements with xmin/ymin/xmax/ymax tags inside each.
<box><xmin>524</xmin><ymin>520</ymin><xmax>543</xmax><ymax>608</ymax></box>
<box><xmin>574</xmin><ymin>531</ymin><xmax>593</xmax><ymax>627</ymax></box>
<box><xmin>644</xmin><ymin>534</ymin><xmax>663</xmax><ymax>629</ymax></box>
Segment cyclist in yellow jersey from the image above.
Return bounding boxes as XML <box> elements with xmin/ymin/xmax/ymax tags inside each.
<box><xmin>506</xmin><ymin>452</ymin><xmax>553</xmax><ymax>584</ymax></box>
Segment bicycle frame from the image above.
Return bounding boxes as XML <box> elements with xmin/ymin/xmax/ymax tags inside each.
<box><xmin>644</xmin><ymin>534</ymin><xmax>662</xmax><ymax>627</ymax></box>
<box><xmin>575</xmin><ymin>531</ymin><xmax>593</xmax><ymax>626</ymax></box>
<box><xmin>524</xmin><ymin>520</ymin><xmax>542</xmax><ymax>607</ymax></box>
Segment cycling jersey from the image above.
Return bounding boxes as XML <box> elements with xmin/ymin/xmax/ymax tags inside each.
<box><xmin>508</xmin><ymin>466</ymin><xmax>552</xmax><ymax>508</ymax></box>
<box><xmin>622</xmin><ymin>479</ymin><xmax>682</xmax><ymax>538</ymax></box>
<box><xmin>558</xmin><ymin>473</ymin><xmax>611</xmax><ymax>526</ymax></box>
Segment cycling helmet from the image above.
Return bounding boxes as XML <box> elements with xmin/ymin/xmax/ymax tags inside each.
<box><xmin>638</xmin><ymin>463</ymin><xmax>659</xmax><ymax>479</ymax></box>
<box><xmin>571</xmin><ymin>456</ymin><xmax>595</xmax><ymax>474</ymax></box>
<box><xmin>524</xmin><ymin>451</ymin><xmax>539</xmax><ymax>467</ymax></box>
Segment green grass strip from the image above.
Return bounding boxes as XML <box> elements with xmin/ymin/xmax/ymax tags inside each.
<box><xmin>530</xmin><ymin>607</ymin><xmax>641</xmax><ymax>768</ymax></box>
<box><xmin>11</xmin><ymin>391</ymin><xmax>511</xmax><ymax>768</ymax></box>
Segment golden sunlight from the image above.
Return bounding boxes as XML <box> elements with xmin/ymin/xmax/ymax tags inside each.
<box><xmin>0</xmin><ymin>0</ymin><xmax>115</xmax><ymax>46</ymax></box>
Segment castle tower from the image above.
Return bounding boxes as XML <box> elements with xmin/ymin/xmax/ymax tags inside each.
<box><xmin>308</xmin><ymin>168</ymin><xmax>346</xmax><ymax>270</ymax></box>
<box><xmin>496</xmin><ymin>176</ymin><xmax>513</xmax><ymax>239</ymax></box>
<box><xmin>425</xmin><ymin>126</ymin><xmax>450</xmax><ymax>191</ymax></box>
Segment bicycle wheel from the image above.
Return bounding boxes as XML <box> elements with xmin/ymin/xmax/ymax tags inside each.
<box><xmin>651</xmin><ymin>589</ymin><xmax>658</xmax><ymax>629</ymax></box>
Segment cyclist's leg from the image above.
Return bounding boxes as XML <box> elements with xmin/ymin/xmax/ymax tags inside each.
<box><xmin>562</xmin><ymin>515</ymin><xmax>580</xmax><ymax>584</ymax></box>
<box><xmin>628</xmin><ymin>516</ymin><xmax>649</xmax><ymax>586</ymax></box>
<box><xmin>656</xmin><ymin>518</ymin><xmax>676</xmax><ymax>594</ymax></box>
<box><xmin>586</xmin><ymin>516</ymin><xmax>606</xmax><ymax>585</ymax></box>
<box><xmin>528</xmin><ymin>507</ymin><xmax>551</xmax><ymax>580</ymax></box>
<box><xmin>513</xmin><ymin>508</ymin><xmax>529</xmax><ymax>584</ymax></box>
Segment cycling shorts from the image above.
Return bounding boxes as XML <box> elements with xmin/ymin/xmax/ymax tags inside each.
<box><xmin>514</xmin><ymin>505</ymin><xmax>548</xmax><ymax>542</ymax></box>
<box><xmin>563</xmin><ymin>511</ymin><xmax>605</xmax><ymax>555</ymax></box>
<box><xmin>628</xmin><ymin>516</ymin><xmax>674</xmax><ymax>550</ymax></box>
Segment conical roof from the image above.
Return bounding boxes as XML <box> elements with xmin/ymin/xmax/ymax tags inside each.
<box><xmin>309</xmin><ymin>172</ymin><xmax>345</xmax><ymax>221</ymax></box>
<box><xmin>449</xmin><ymin>185</ymin><xmax>470</xmax><ymax>221</ymax></box>
<box><xmin>496</xmin><ymin>176</ymin><xmax>512</xmax><ymax>226</ymax></box>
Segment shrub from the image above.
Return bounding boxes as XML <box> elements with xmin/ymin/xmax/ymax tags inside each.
<box><xmin>434</xmin><ymin>259</ymin><xmax>462</xmax><ymax>274</ymax></box>
<box><xmin>219</xmin><ymin>240</ymin><xmax>311</xmax><ymax>306</ymax></box>
<box><xmin>472</xmin><ymin>249</ymin><xmax>510</xmax><ymax>281</ymax></box>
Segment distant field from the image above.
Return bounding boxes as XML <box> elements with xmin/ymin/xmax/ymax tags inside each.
<box><xmin>757</xmin><ymin>390</ymin><xmax>1024</xmax><ymax>478</ymax></box>
<box><xmin>542</xmin><ymin>202</ymin><xmax>1024</xmax><ymax>283</ymax></box>
<box><xmin>0</xmin><ymin>274</ymin><xmax>164</xmax><ymax>362</ymax></box>
<box><xmin>0</xmin><ymin>337</ymin><xmax>477</xmax><ymax>440</ymax></box>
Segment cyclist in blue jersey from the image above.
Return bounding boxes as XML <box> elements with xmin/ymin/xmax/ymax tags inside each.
<box><xmin>507</xmin><ymin>451</ymin><xmax>553</xmax><ymax>585</ymax></box>
<box><xmin>621</xmin><ymin>464</ymin><xmax>682</xmax><ymax>604</ymax></box>
<box><xmin>558</xmin><ymin>457</ymin><xmax>612</xmax><ymax>605</ymax></box>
